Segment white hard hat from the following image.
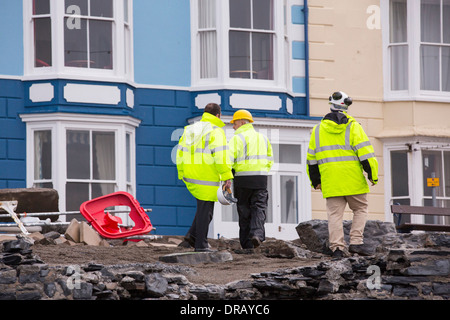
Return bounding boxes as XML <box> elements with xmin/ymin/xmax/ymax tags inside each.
<box><xmin>217</xmin><ymin>183</ymin><xmax>237</xmax><ymax>205</ymax></box>
<box><xmin>329</xmin><ymin>91</ymin><xmax>352</xmax><ymax>111</ymax></box>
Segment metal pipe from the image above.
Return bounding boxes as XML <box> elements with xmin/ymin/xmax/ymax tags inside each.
<box><xmin>0</xmin><ymin>208</ymin><xmax>152</xmax><ymax>218</ymax></box>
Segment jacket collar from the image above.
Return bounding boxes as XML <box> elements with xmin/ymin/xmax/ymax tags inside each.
<box><xmin>201</xmin><ymin>112</ymin><xmax>225</xmax><ymax>128</ymax></box>
<box><xmin>235</xmin><ymin>123</ymin><xmax>254</xmax><ymax>134</ymax></box>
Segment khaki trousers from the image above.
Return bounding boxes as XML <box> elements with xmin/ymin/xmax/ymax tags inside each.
<box><xmin>326</xmin><ymin>194</ymin><xmax>368</xmax><ymax>252</ymax></box>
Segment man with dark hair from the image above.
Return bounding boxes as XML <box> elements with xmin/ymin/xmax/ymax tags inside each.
<box><xmin>176</xmin><ymin>103</ymin><xmax>233</xmax><ymax>251</ymax></box>
<box><xmin>204</xmin><ymin>103</ymin><xmax>221</xmax><ymax>116</ymax></box>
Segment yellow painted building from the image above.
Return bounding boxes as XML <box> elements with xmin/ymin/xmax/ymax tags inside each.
<box><xmin>308</xmin><ymin>0</ymin><xmax>450</xmax><ymax>226</ymax></box>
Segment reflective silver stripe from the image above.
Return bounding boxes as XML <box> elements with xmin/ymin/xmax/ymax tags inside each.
<box><xmin>235</xmin><ymin>171</ymin><xmax>269</xmax><ymax>176</ymax></box>
<box><xmin>236</xmin><ymin>155</ymin><xmax>273</xmax><ymax>162</ymax></box>
<box><xmin>315</xmin><ymin>123</ymin><xmax>353</xmax><ymax>153</ymax></box>
<box><xmin>183</xmin><ymin>177</ymin><xmax>220</xmax><ymax>186</ymax></box>
<box><xmin>316</xmin><ymin>145</ymin><xmax>353</xmax><ymax>152</ymax></box>
<box><xmin>179</xmin><ymin>129</ymin><xmax>224</xmax><ymax>155</ymax></box>
<box><xmin>345</xmin><ymin>123</ymin><xmax>351</xmax><ymax>146</ymax></box>
<box><xmin>237</xmin><ymin>133</ymin><xmax>247</xmax><ymax>160</ymax></box>
<box><xmin>358</xmin><ymin>152</ymin><xmax>376</xmax><ymax>161</ymax></box>
<box><xmin>354</xmin><ymin>141</ymin><xmax>371</xmax><ymax>150</ymax></box>
<box><xmin>210</xmin><ymin>145</ymin><xmax>228</xmax><ymax>154</ymax></box>
<box><xmin>308</xmin><ymin>148</ymin><xmax>315</xmax><ymax>156</ymax></box>
<box><xmin>317</xmin><ymin>156</ymin><xmax>359</xmax><ymax>165</ymax></box>
<box><xmin>307</xmin><ymin>159</ymin><xmax>318</xmax><ymax>165</ymax></box>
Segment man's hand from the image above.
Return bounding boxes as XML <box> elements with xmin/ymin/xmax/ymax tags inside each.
<box><xmin>224</xmin><ymin>180</ymin><xmax>232</xmax><ymax>189</ymax></box>
<box><xmin>315</xmin><ymin>184</ymin><xmax>321</xmax><ymax>190</ymax></box>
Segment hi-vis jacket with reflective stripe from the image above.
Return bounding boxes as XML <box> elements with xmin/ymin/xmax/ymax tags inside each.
<box><xmin>306</xmin><ymin>112</ymin><xmax>378</xmax><ymax>198</ymax></box>
<box><xmin>229</xmin><ymin>123</ymin><xmax>273</xmax><ymax>176</ymax></box>
<box><xmin>176</xmin><ymin>112</ymin><xmax>233</xmax><ymax>202</ymax></box>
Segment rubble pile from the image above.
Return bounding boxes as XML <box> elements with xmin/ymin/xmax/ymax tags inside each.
<box><xmin>0</xmin><ymin>220</ymin><xmax>449</xmax><ymax>300</ymax></box>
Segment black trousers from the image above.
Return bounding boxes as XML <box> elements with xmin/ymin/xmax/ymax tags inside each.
<box><xmin>186</xmin><ymin>199</ymin><xmax>214</xmax><ymax>249</ymax></box>
<box><xmin>234</xmin><ymin>187</ymin><xmax>268</xmax><ymax>249</ymax></box>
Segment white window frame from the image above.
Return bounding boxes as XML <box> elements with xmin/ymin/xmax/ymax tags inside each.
<box><xmin>383</xmin><ymin>137</ymin><xmax>450</xmax><ymax>224</ymax></box>
<box><xmin>381</xmin><ymin>0</ymin><xmax>450</xmax><ymax>102</ymax></box>
<box><xmin>23</xmin><ymin>0</ymin><xmax>134</xmax><ymax>82</ymax></box>
<box><xmin>20</xmin><ymin>113</ymin><xmax>139</xmax><ymax>222</ymax></box>
<box><xmin>190</xmin><ymin>0</ymin><xmax>287</xmax><ymax>92</ymax></box>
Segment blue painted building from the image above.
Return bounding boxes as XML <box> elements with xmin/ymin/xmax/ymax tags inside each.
<box><xmin>0</xmin><ymin>0</ymin><xmax>315</xmax><ymax>240</ymax></box>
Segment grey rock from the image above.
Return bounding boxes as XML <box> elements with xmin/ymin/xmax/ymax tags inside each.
<box><xmin>145</xmin><ymin>273</ymin><xmax>168</xmax><ymax>297</ymax></box>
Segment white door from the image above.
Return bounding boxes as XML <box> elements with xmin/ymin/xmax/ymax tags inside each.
<box><xmin>210</xmin><ymin>140</ymin><xmax>312</xmax><ymax>241</ymax></box>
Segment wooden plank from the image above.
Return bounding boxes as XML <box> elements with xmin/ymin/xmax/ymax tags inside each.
<box><xmin>391</xmin><ymin>205</ymin><xmax>450</xmax><ymax>216</ymax></box>
<box><xmin>397</xmin><ymin>223</ymin><xmax>450</xmax><ymax>232</ymax></box>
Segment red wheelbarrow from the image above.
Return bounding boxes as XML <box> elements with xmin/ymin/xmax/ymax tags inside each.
<box><xmin>80</xmin><ymin>191</ymin><xmax>153</xmax><ymax>239</ymax></box>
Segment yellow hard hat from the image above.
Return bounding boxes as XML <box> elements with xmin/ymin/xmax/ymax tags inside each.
<box><xmin>230</xmin><ymin>109</ymin><xmax>254</xmax><ymax>123</ymax></box>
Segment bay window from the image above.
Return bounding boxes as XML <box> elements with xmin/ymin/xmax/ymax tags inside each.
<box><xmin>192</xmin><ymin>0</ymin><xmax>285</xmax><ymax>88</ymax></box>
<box><xmin>22</xmin><ymin>113</ymin><xmax>139</xmax><ymax>219</ymax></box>
<box><xmin>385</xmin><ymin>141</ymin><xmax>450</xmax><ymax>226</ymax></box>
<box><xmin>383</xmin><ymin>0</ymin><xmax>450</xmax><ymax>100</ymax></box>
<box><xmin>25</xmin><ymin>0</ymin><xmax>133</xmax><ymax>79</ymax></box>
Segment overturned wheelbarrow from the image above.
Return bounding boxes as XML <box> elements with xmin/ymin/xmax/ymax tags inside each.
<box><xmin>79</xmin><ymin>191</ymin><xmax>154</xmax><ymax>239</ymax></box>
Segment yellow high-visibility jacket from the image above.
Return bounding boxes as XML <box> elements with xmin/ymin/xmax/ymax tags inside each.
<box><xmin>229</xmin><ymin>123</ymin><xmax>273</xmax><ymax>176</ymax></box>
<box><xmin>176</xmin><ymin>112</ymin><xmax>233</xmax><ymax>201</ymax></box>
<box><xmin>306</xmin><ymin>111</ymin><xmax>378</xmax><ymax>198</ymax></box>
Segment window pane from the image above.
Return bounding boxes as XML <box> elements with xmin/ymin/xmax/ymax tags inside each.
<box><xmin>443</xmin><ymin>47</ymin><xmax>450</xmax><ymax>91</ymax></box>
<box><xmin>198</xmin><ymin>0</ymin><xmax>216</xmax><ymax>29</ymax></box>
<box><xmin>126</xmin><ymin>133</ymin><xmax>131</xmax><ymax>183</ymax></box>
<box><xmin>391</xmin><ymin>150</ymin><xmax>409</xmax><ymax>197</ymax></box>
<box><xmin>390</xmin><ymin>45</ymin><xmax>408</xmax><ymax>90</ymax></box>
<box><xmin>274</xmin><ymin>144</ymin><xmax>302</xmax><ymax>164</ymax></box>
<box><xmin>124</xmin><ymin>0</ymin><xmax>129</xmax><ymax>23</ymax></box>
<box><xmin>64</xmin><ymin>18</ymin><xmax>88</xmax><ymax>67</ymax></box>
<box><xmin>93</xmin><ymin>132</ymin><xmax>115</xmax><ymax>180</ymax></box>
<box><xmin>34</xmin><ymin>0</ymin><xmax>50</xmax><ymax>15</ymax></box>
<box><xmin>65</xmin><ymin>0</ymin><xmax>88</xmax><ymax>16</ymax></box>
<box><xmin>66</xmin><ymin>182</ymin><xmax>89</xmax><ymax>219</ymax></box>
<box><xmin>389</xmin><ymin>0</ymin><xmax>407</xmax><ymax>43</ymax></box>
<box><xmin>252</xmin><ymin>32</ymin><xmax>273</xmax><ymax>80</ymax></box>
<box><xmin>89</xmin><ymin>20</ymin><xmax>113</xmax><ymax>69</ymax></box>
<box><xmin>421</xmin><ymin>0</ymin><xmax>441</xmax><ymax>43</ymax></box>
<box><xmin>281</xmin><ymin>175</ymin><xmax>298</xmax><ymax>224</ymax></box>
<box><xmin>92</xmin><ymin>183</ymin><xmax>115</xmax><ymax>199</ymax></box>
<box><xmin>91</xmin><ymin>0</ymin><xmax>113</xmax><ymax>18</ymax></box>
<box><xmin>230</xmin><ymin>0</ymin><xmax>251</xmax><ymax>29</ymax></box>
<box><xmin>444</xmin><ymin>0</ymin><xmax>450</xmax><ymax>43</ymax></box>
<box><xmin>420</xmin><ymin>45</ymin><xmax>440</xmax><ymax>90</ymax></box>
<box><xmin>392</xmin><ymin>198</ymin><xmax>411</xmax><ymax>225</ymax></box>
<box><xmin>67</xmin><ymin>130</ymin><xmax>90</xmax><ymax>179</ymax></box>
<box><xmin>423</xmin><ymin>150</ymin><xmax>444</xmax><ymax>197</ymax></box>
<box><xmin>34</xmin><ymin>130</ymin><xmax>52</xmax><ymax>180</ymax></box>
<box><xmin>229</xmin><ymin>31</ymin><xmax>251</xmax><ymax>78</ymax></box>
<box><xmin>445</xmin><ymin>151</ymin><xmax>450</xmax><ymax>197</ymax></box>
<box><xmin>200</xmin><ymin>31</ymin><xmax>218</xmax><ymax>78</ymax></box>
<box><xmin>34</xmin><ymin>182</ymin><xmax>53</xmax><ymax>189</ymax></box>
<box><xmin>253</xmin><ymin>0</ymin><xmax>273</xmax><ymax>30</ymax></box>
<box><xmin>34</xmin><ymin>18</ymin><xmax>52</xmax><ymax>67</ymax></box>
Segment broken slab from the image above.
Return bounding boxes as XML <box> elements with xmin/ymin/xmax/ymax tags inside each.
<box><xmin>159</xmin><ymin>250</ymin><xmax>233</xmax><ymax>265</ymax></box>
<box><xmin>64</xmin><ymin>219</ymin><xmax>80</xmax><ymax>243</ymax></box>
<box><xmin>79</xmin><ymin>221</ymin><xmax>102</xmax><ymax>246</ymax></box>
